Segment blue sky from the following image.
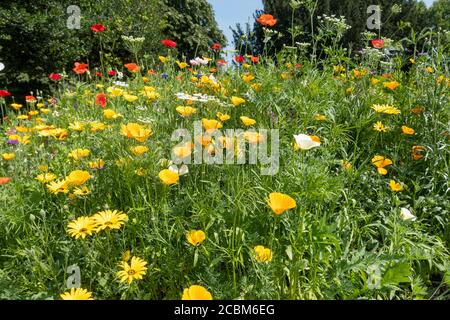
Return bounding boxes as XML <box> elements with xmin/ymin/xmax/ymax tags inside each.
<box><xmin>208</xmin><ymin>0</ymin><xmax>436</xmax><ymax>48</ymax></box>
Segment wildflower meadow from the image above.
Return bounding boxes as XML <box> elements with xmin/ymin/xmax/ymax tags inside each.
<box><xmin>0</xmin><ymin>0</ymin><xmax>449</xmax><ymax>301</ymax></box>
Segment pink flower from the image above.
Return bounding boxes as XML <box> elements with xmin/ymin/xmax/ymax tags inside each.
<box><xmin>49</xmin><ymin>73</ymin><xmax>62</xmax><ymax>81</ymax></box>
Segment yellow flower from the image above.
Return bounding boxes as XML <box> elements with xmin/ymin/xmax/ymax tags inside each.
<box><xmin>371</xmin><ymin>155</ymin><xmax>393</xmax><ymax>175</ymax></box>
<box><xmin>353</xmin><ymin>68</ymin><xmax>367</xmax><ymax>77</ymax></box>
<box><xmin>401</xmin><ymin>125</ymin><xmax>415</xmax><ymax>135</ymax></box>
<box><xmin>17</xmin><ymin>115</ymin><xmax>29</xmax><ymax>120</ymax></box>
<box><xmin>346</xmin><ymin>87</ymin><xmax>354</xmax><ymax>94</ymax></box>
<box><xmin>231</xmin><ymin>96</ymin><xmax>246</xmax><ymax>106</ymax></box>
<box><xmin>92</xmin><ymin>210</ymin><xmax>128</xmax><ymax>231</ymax></box>
<box><xmin>216</xmin><ymin>112</ymin><xmax>230</xmax><ymax>122</ymax></box>
<box><xmin>60</xmin><ymin>288</ymin><xmax>94</xmax><ymax>300</ymax></box>
<box><xmin>383</xmin><ymin>81</ymin><xmax>400</xmax><ymax>90</ymax></box>
<box><xmin>88</xmin><ymin>159</ymin><xmax>105</xmax><ymax>170</ymax></box>
<box><xmin>46</xmin><ymin>179</ymin><xmax>70</xmax><ymax>194</ymax></box>
<box><xmin>182</xmin><ymin>285</ymin><xmax>213</xmax><ymax>300</ymax></box>
<box><xmin>73</xmin><ymin>186</ymin><xmax>91</xmax><ymax>197</ymax></box>
<box><xmin>173</xmin><ymin>142</ymin><xmax>194</xmax><ymax>158</ymax></box>
<box><xmin>38</xmin><ymin>164</ymin><xmax>49</xmax><ymax>172</ymax></box>
<box><xmin>240</xmin><ymin>116</ymin><xmax>256</xmax><ymax>126</ymax></box>
<box><xmin>371</xmin><ymin>104</ymin><xmax>401</xmax><ymax>115</ymax></box>
<box><xmin>425</xmin><ymin>66</ymin><xmax>434</xmax><ymax>73</ymax></box>
<box><xmin>90</xmin><ymin>121</ymin><xmax>108</xmax><ymax>132</ymax></box>
<box><xmin>176</xmin><ymin>60</ymin><xmax>189</xmax><ymax>69</ymax></box>
<box><xmin>202</xmin><ymin>119</ymin><xmax>223</xmax><ymax>131</ymax></box>
<box><xmin>68</xmin><ymin>149</ymin><xmax>90</xmax><ymax>160</ymax></box>
<box><xmin>242</xmin><ymin>74</ymin><xmax>255</xmax><ymax>83</ymax></box>
<box><xmin>244</xmin><ymin>131</ymin><xmax>264</xmax><ymax>144</ymax></box>
<box><xmin>314</xmin><ymin>114</ymin><xmax>327</xmax><ymax>121</ymax></box>
<box><xmin>28</xmin><ymin>110</ymin><xmax>39</xmax><ymax>116</ymax></box>
<box><xmin>35</xmin><ymin>173</ymin><xmax>57</xmax><ymax>183</ymax></box>
<box><xmin>176</xmin><ymin>106</ymin><xmax>197</xmax><ymax>117</ymax></box>
<box><xmin>103</xmin><ymin>109</ymin><xmax>122</xmax><ymax>120</ymax></box>
<box><xmin>159</xmin><ymin>56</ymin><xmax>168</xmax><ymax>64</ymax></box>
<box><xmin>122</xmin><ymin>250</ymin><xmax>131</xmax><ymax>262</ymax></box>
<box><xmin>333</xmin><ymin>65</ymin><xmax>345</xmax><ymax>73</ymax></box>
<box><xmin>117</xmin><ymin>256</ymin><xmax>147</xmax><ymax>284</ymax></box>
<box><xmin>66</xmin><ymin>170</ymin><xmax>91</xmax><ymax>187</ymax></box>
<box><xmin>2</xmin><ymin>153</ymin><xmax>15</xmax><ymax>161</ymax></box>
<box><xmin>10</xmin><ymin>103</ymin><xmax>23</xmax><ymax>110</ymax></box>
<box><xmin>67</xmin><ymin>216</ymin><xmax>96</xmax><ymax>239</ymax></box>
<box><xmin>251</xmin><ymin>83</ymin><xmax>262</xmax><ymax>91</ymax></box>
<box><xmin>186</xmin><ymin>230</ymin><xmax>206</xmax><ymax>246</ymax></box>
<box><xmin>130</xmin><ymin>145</ymin><xmax>149</xmax><ymax>155</ymax></box>
<box><xmin>121</xmin><ymin>123</ymin><xmax>152</xmax><ymax>142</ymax></box>
<box><xmin>158</xmin><ymin>169</ymin><xmax>180</xmax><ymax>186</ymax></box>
<box><xmin>267</xmin><ymin>192</ymin><xmax>297</xmax><ymax>215</ymax></box>
<box><xmin>107</xmin><ymin>87</ymin><xmax>124</xmax><ymax>97</ymax></box>
<box><xmin>370</xmin><ymin>77</ymin><xmax>380</xmax><ymax>85</ymax></box>
<box><xmin>373</xmin><ymin>121</ymin><xmax>387</xmax><ymax>132</ymax></box>
<box><xmin>254</xmin><ymin>245</ymin><xmax>273</xmax><ymax>263</ymax></box>
<box><xmin>135</xmin><ymin>168</ymin><xmax>147</xmax><ymax>176</ymax></box>
<box><xmin>123</xmin><ymin>94</ymin><xmax>138</xmax><ymax>103</ymax></box>
<box><xmin>341</xmin><ymin>160</ymin><xmax>352</xmax><ymax>170</ymax></box>
<box><xmin>69</xmin><ymin>121</ymin><xmax>85</xmax><ymax>131</ymax></box>
<box><xmin>389</xmin><ymin>180</ymin><xmax>404</xmax><ymax>192</ymax></box>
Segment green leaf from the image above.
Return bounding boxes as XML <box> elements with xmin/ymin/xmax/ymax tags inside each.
<box><xmin>382</xmin><ymin>263</ymin><xmax>412</xmax><ymax>285</ymax></box>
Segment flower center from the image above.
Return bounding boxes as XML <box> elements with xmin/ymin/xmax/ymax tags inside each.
<box><xmin>80</xmin><ymin>228</ymin><xmax>87</xmax><ymax>233</ymax></box>
<box><xmin>128</xmin><ymin>269</ymin><xmax>136</xmax><ymax>275</ymax></box>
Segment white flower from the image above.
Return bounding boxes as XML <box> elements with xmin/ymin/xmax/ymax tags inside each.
<box><xmin>293</xmin><ymin>134</ymin><xmax>321</xmax><ymax>150</ymax></box>
<box><xmin>190</xmin><ymin>57</ymin><xmax>209</xmax><ymax>66</ymax></box>
<box><xmin>0</xmin><ymin>62</ymin><xmax>4</xmax><ymax>71</ymax></box>
<box><xmin>113</xmin><ymin>81</ymin><xmax>128</xmax><ymax>87</ymax></box>
<box><xmin>400</xmin><ymin>207</ymin><xmax>417</xmax><ymax>221</ymax></box>
<box><xmin>168</xmin><ymin>164</ymin><xmax>189</xmax><ymax>176</ymax></box>
<box><xmin>117</xmin><ymin>71</ymin><xmax>124</xmax><ymax>79</ymax></box>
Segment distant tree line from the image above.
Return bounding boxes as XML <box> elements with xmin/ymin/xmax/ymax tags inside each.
<box><xmin>232</xmin><ymin>0</ymin><xmax>450</xmax><ymax>56</ymax></box>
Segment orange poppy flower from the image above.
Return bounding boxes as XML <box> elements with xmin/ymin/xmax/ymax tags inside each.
<box><xmin>73</xmin><ymin>62</ymin><xmax>89</xmax><ymax>74</ymax></box>
<box><xmin>256</xmin><ymin>14</ymin><xmax>277</xmax><ymax>27</ymax></box>
<box><xmin>267</xmin><ymin>192</ymin><xmax>297</xmax><ymax>215</ymax></box>
<box><xmin>0</xmin><ymin>177</ymin><xmax>11</xmax><ymax>185</ymax></box>
<box><xmin>124</xmin><ymin>63</ymin><xmax>140</xmax><ymax>73</ymax></box>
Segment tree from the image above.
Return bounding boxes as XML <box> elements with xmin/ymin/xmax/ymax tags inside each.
<box><xmin>232</xmin><ymin>0</ymin><xmax>433</xmax><ymax>56</ymax></box>
<box><xmin>162</xmin><ymin>0</ymin><xmax>227</xmax><ymax>58</ymax></box>
<box><xmin>0</xmin><ymin>0</ymin><xmax>163</xmax><ymax>99</ymax></box>
<box><xmin>430</xmin><ymin>0</ymin><xmax>450</xmax><ymax>30</ymax></box>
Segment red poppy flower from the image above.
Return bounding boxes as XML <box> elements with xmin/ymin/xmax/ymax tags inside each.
<box><xmin>217</xmin><ymin>59</ymin><xmax>227</xmax><ymax>67</ymax></box>
<box><xmin>250</xmin><ymin>56</ymin><xmax>260</xmax><ymax>63</ymax></box>
<box><xmin>161</xmin><ymin>39</ymin><xmax>177</xmax><ymax>48</ymax></box>
<box><xmin>211</xmin><ymin>43</ymin><xmax>222</xmax><ymax>50</ymax></box>
<box><xmin>108</xmin><ymin>70</ymin><xmax>117</xmax><ymax>76</ymax></box>
<box><xmin>95</xmin><ymin>72</ymin><xmax>103</xmax><ymax>77</ymax></box>
<box><xmin>73</xmin><ymin>62</ymin><xmax>89</xmax><ymax>74</ymax></box>
<box><xmin>234</xmin><ymin>55</ymin><xmax>245</xmax><ymax>64</ymax></box>
<box><xmin>25</xmin><ymin>96</ymin><xmax>37</xmax><ymax>103</ymax></box>
<box><xmin>372</xmin><ymin>39</ymin><xmax>384</xmax><ymax>49</ymax></box>
<box><xmin>124</xmin><ymin>63</ymin><xmax>140</xmax><ymax>73</ymax></box>
<box><xmin>95</xmin><ymin>93</ymin><xmax>107</xmax><ymax>108</ymax></box>
<box><xmin>49</xmin><ymin>73</ymin><xmax>62</xmax><ymax>81</ymax></box>
<box><xmin>147</xmin><ymin>69</ymin><xmax>157</xmax><ymax>75</ymax></box>
<box><xmin>0</xmin><ymin>90</ymin><xmax>11</xmax><ymax>97</ymax></box>
<box><xmin>91</xmin><ymin>24</ymin><xmax>106</xmax><ymax>33</ymax></box>
<box><xmin>0</xmin><ymin>177</ymin><xmax>11</xmax><ymax>185</ymax></box>
<box><xmin>256</xmin><ymin>14</ymin><xmax>277</xmax><ymax>27</ymax></box>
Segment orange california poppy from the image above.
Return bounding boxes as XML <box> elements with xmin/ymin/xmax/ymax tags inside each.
<box><xmin>0</xmin><ymin>177</ymin><xmax>11</xmax><ymax>185</ymax></box>
<box><xmin>256</xmin><ymin>14</ymin><xmax>277</xmax><ymax>27</ymax></box>
<box><xmin>73</xmin><ymin>62</ymin><xmax>89</xmax><ymax>74</ymax></box>
<box><xmin>124</xmin><ymin>63</ymin><xmax>140</xmax><ymax>73</ymax></box>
